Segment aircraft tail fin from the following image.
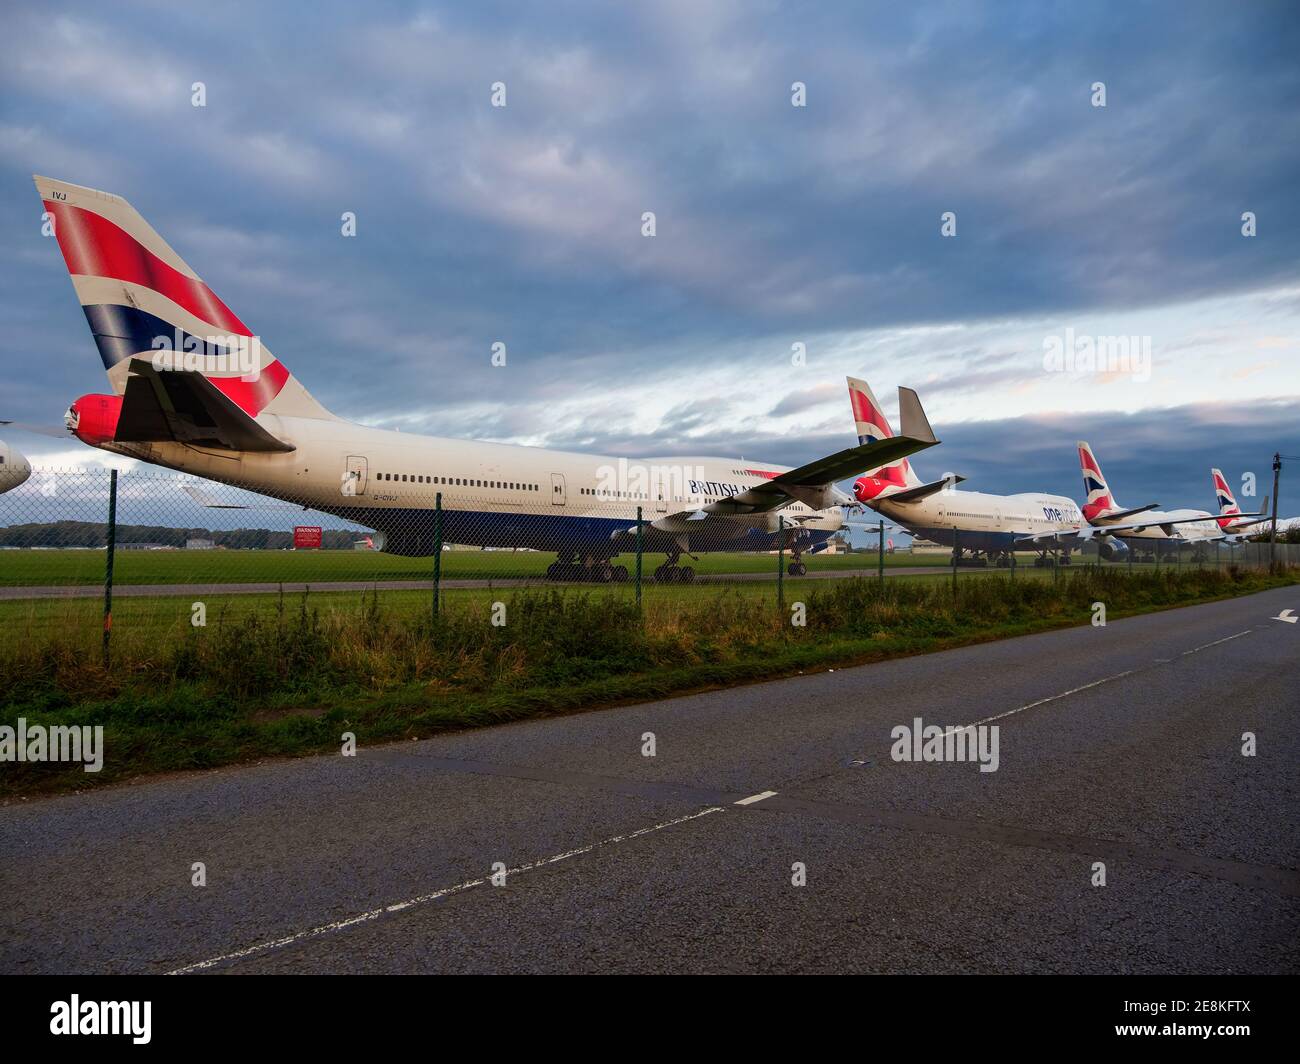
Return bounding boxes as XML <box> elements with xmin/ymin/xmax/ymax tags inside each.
<box><xmin>1212</xmin><ymin>467</ymin><xmax>1241</xmax><ymax>528</ymax></box>
<box><xmin>846</xmin><ymin>376</ymin><xmax>923</xmax><ymax>500</ymax></box>
<box><xmin>35</xmin><ymin>174</ymin><xmax>336</xmax><ymax>422</ymax></box>
<box><xmin>1078</xmin><ymin>440</ymin><xmax>1122</xmax><ymax>521</ymax></box>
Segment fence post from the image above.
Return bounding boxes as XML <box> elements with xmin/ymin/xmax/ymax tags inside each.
<box><xmin>432</xmin><ymin>492</ymin><xmax>442</xmax><ymax>621</ymax></box>
<box><xmin>878</xmin><ymin>519</ymin><xmax>884</xmax><ymax>587</ymax></box>
<box><xmin>951</xmin><ymin>527</ymin><xmax>958</xmax><ymax>597</ymax></box>
<box><xmin>636</xmin><ymin>505</ymin><xmax>643</xmax><ymax>610</ymax></box>
<box><xmin>103</xmin><ymin>469</ymin><xmax>117</xmax><ymax>669</ymax></box>
<box><xmin>777</xmin><ymin>515</ymin><xmax>785</xmax><ymax>614</ymax></box>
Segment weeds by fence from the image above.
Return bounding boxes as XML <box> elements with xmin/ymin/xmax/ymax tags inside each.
<box><xmin>2</xmin><ymin>559</ymin><xmax>1294</xmax><ymax>796</ymax></box>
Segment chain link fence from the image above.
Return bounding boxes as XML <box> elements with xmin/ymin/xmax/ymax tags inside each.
<box><xmin>2</xmin><ymin>467</ymin><xmax>1297</xmax><ymax>661</ymax></box>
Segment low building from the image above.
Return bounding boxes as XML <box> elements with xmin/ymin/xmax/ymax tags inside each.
<box><xmin>908</xmin><ymin>538</ymin><xmax>948</xmax><ymax>554</ymax></box>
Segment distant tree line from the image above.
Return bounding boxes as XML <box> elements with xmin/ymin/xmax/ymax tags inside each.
<box><xmin>0</xmin><ymin>521</ymin><xmax>361</xmax><ymax>549</ymax></box>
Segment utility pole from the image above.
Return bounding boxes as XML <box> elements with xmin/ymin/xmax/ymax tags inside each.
<box><xmin>1270</xmin><ymin>452</ymin><xmax>1281</xmax><ymax>571</ymax></box>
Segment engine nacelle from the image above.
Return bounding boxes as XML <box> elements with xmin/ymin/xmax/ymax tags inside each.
<box><xmin>1098</xmin><ymin>537</ymin><xmax>1129</xmax><ymax>562</ymax></box>
<box><xmin>367</xmin><ymin>530</ymin><xmax>439</xmax><ymax>557</ymax></box>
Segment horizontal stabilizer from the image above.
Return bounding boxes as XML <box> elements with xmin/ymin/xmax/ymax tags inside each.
<box><xmin>117</xmin><ymin>359</ymin><xmax>295</xmax><ymax>453</ymax></box>
<box><xmin>884</xmin><ymin>475</ymin><xmax>966</xmax><ymax>504</ymax></box>
<box><xmin>1096</xmin><ymin>503</ymin><xmax>1159</xmax><ymax>521</ymax></box>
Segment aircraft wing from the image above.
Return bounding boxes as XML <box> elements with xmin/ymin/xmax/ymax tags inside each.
<box><xmin>114</xmin><ymin>358</ymin><xmax>295</xmax><ymax>453</ymax></box>
<box><xmin>1216</xmin><ymin>498</ymin><xmax>1272</xmax><ymax>527</ymax></box>
<box><xmin>181</xmin><ymin>483</ymin><xmax>305</xmax><ymax>510</ymax></box>
<box><xmin>694</xmin><ymin>386</ymin><xmax>938</xmax><ymax>516</ymax></box>
<box><xmin>1013</xmin><ymin>528</ymin><xmax>1089</xmax><ymax>546</ymax></box>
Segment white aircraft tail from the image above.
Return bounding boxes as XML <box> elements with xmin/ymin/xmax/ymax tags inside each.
<box><xmin>35</xmin><ymin>175</ymin><xmax>337</xmax><ymax>423</ymax></box>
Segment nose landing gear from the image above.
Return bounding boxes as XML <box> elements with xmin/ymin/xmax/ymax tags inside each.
<box><xmin>546</xmin><ymin>551</ymin><xmax>630</xmax><ymax>582</ymax></box>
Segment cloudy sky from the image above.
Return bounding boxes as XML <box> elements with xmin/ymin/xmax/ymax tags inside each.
<box><xmin>2</xmin><ymin>0</ymin><xmax>1298</xmax><ymax>517</ymax></box>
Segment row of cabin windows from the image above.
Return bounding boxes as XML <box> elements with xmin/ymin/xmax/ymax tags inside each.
<box><xmin>572</xmin><ymin>487</ymin><xmax>808</xmax><ymax>510</ymax></box>
<box><xmin>579</xmin><ymin>488</ymin><xmax>652</xmax><ymax>500</ymax></box>
<box><xmin>368</xmin><ymin>474</ymin><xmax>811</xmax><ymax>512</ymax></box>
<box><xmin>375</xmin><ymin>473</ymin><xmax>539</xmax><ymax>491</ymax></box>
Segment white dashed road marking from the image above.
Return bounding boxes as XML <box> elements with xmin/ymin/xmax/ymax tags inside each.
<box><xmin>1181</xmin><ymin>630</ymin><xmax>1252</xmax><ymax>654</ymax></box>
<box><xmin>168</xmin><ymin>805</ymin><xmax>725</xmax><ymax>975</ymax></box>
<box><xmin>735</xmin><ymin>790</ymin><xmax>778</xmax><ymax>806</ymax></box>
<box><xmin>943</xmin><ymin>627</ymin><xmax>1256</xmax><ymax>738</ymax></box>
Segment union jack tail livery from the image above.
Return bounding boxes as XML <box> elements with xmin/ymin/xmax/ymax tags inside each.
<box><xmin>37</xmin><ymin>175</ymin><xmax>335</xmax><ymax>451</ymax></box>
<box><xmin>847</xmin><ymin>376</ymin><xmax>921</xmax><ymax>500</ymax></box>
<box><xmin>1077</xmin><ymin>440</ymin><xmax>1121</xmax><ymax>521</ymax></box>
<box><xmin>1211</xmin><ymin>468</ymin><xmax>1240</xmax><ymax>529</ymax></box>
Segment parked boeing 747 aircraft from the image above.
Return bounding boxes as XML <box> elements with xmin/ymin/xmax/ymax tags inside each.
<box><xmin>25</xmin><ymin>176</ymin><xmax>940</xmax><ymax>582</ymax></box>
<box><xmin>844</xmin><ymin>377</ymin><xmax>1125</xmax><ymax>566</ymax></box>
<box><xmin>1078</xmin><ymin>443</ymin><xmax>1267</xmax><ymax>551</ymax></box>
<box><xmin>1210</xmin><ymin>468</ymin><xmax>1288</xmax><ymax>536</ymax></box>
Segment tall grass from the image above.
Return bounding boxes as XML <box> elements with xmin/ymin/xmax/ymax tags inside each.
<box><xmin>0</xmin><ymin>565</ymin><xmax>1291</xmax><ymax>794</ymax></box>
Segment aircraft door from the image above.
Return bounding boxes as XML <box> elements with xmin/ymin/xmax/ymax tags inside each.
<box><xmin>550</xmin><ymin>472</ymin><xmax>566</xmax><ymax>506</ymax></box>
<box><xmin>344</xmin><ymin>455</ymin><xmax>367</xmax><ymax>497</ymax></box>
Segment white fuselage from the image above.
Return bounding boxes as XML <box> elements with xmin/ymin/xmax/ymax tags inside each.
<box><xmin>92</xmin><ymin>414</ymin><xmax>843</xmax><ymax>557</ymax></box>
<box><xmin>870</xmin><ymin>488</ymin><xmax>1084</xmax><ymax>551</ymax></box>
<box><xmin>0</xmin><ymin>441</ymin><xmax>33</xmax><ymax>494</ymax></box>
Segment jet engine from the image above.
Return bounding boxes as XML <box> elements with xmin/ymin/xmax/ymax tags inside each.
<box><xmin>1098</xmin><ymin>537</ymin><xmax>1129</xmax><ymax>562</ymax></box>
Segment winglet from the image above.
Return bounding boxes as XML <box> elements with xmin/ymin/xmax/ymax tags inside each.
<box><xmin>897</xmin><ymin>387</ymin><xmax>936</xmax><ymax>445</ymax></box>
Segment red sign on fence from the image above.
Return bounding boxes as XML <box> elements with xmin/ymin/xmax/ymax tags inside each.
<box><xmin>293</xmin><ymin>525</ymin><xmax>323</xmax><ymax>549</ymax></box>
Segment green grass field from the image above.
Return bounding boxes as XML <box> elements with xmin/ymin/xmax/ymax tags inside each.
<box><xmin>0</xmin><ymin>565</ymin><xmax>1050</xmax><ymax>650</ymax></box>
<box><xmin>0</xmin><ymin>546</ymin><xmax>953</xmax><ymax>586</ymax></box>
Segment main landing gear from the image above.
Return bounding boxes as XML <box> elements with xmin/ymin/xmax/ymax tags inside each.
<box><xmin>653</xmin><ymin>548</ymin><xmax>695</xmax><ymax>584</ymax></box>
<box><xmin>1031</xmin><ymin>549</ymin><xmax>1072</xmax><ymax>567</ymax></box>
<box><xmin>545</xmin><ymin>551</ymin><xmax>629</xmax><ymax>583</ymax></box>
<box><xmin>786</xmin><ymin>543</ymin><xmax>807</xmax><ymax>577</ymax></box>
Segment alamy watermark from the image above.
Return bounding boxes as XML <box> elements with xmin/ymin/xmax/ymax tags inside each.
<box><xmin>594</xmin><ymin>459</ymin><xmax>708</xmax><ymax>502</ymax></box>
<box><xmin>1043</xmin><ymin>328</ymin><xmax>1151</xmax><ymax>383</ymax></box>
<box><xmin>0</xmin><ymin>718</ymin><xmax>104</xmax><ymax>772</ymax></box>
<box><xmin>150</xmin><ymin>330</ymin><xmax>262</xmax><ymax>381</ymax></box>
<box><xmin>890</xmin><ymin>717</ymin><xmax>1000</xmax><ymax>772</ymax></box>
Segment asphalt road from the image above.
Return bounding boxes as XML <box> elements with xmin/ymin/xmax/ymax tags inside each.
<box><xmin>2</xmin><ymin>585</ymin><xmax>1297</xmax><ymax>974</ymax></box>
